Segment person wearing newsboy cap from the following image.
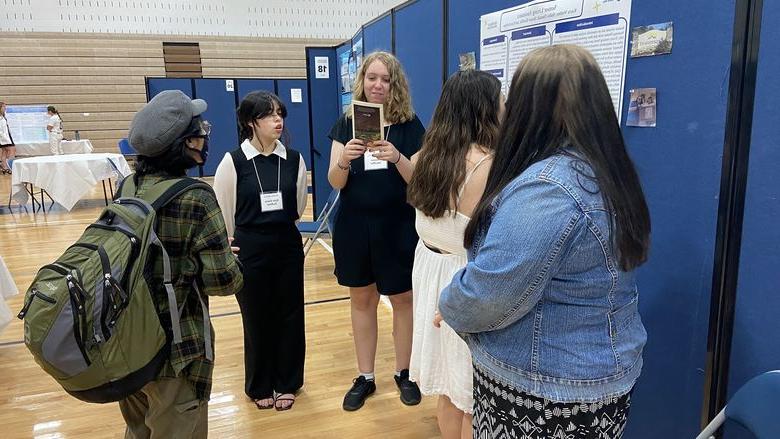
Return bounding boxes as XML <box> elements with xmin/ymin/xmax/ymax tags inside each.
<box><xmin>118</xmin><ymin>90</ymin><xmax>244</xmax><ymax>439</ymax></box>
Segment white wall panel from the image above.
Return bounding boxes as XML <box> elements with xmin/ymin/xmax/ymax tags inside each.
<box><xmin>1</xmin><ymin>0</ymin><xmax>405</xmax><ymax>38</ymax></box>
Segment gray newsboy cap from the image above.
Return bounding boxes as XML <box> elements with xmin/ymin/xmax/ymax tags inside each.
<box><xmin>128</xmin><ymin>90</ymin><xmax>207</xmax><ymax>157</ymax></box>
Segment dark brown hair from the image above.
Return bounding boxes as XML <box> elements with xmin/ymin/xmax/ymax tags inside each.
<box><xmin>408</xmin><ymin>70</ymin><xmax>502</xmax><ymax>218</ymax></box>
<box><xmin>465</xmin><ymin>45</ymin><xmax>651</xmax><ymax>271</ymax></box>
<box><xmin>237</xmin><ymin>91</ymin><xmax>288</xmax><ymax>144</ymax></box>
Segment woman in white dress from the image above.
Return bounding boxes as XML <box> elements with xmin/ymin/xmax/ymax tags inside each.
<box><xmin>46</xmin><ymin>106</ymin><xmax>64</xmax><ymax>155</ymax></box>
<box><xmin>407</xmin><ymin>70</ymin><xmax>503</xmax><ymax>439</ymax></box>
<box><xmin>0</xmin><ymin>102</ymin><xmax>15</xmax><ymax>173</ymax></box>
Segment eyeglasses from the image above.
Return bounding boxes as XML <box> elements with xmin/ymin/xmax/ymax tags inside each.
<box><xmin>198</xmin><ymin>120</ymin><xmax>212</xmax><ymax>136</ymax></box>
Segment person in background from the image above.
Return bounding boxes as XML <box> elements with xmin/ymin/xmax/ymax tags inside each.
<box><xmin>46</xmin><ymin>105</ymin><xmax>64</xmax><ymax>155</ymax></box>
<box><xmin>406</xmin><ymin>70</ymin><xmax>503</xmax><ymax>439</ymax></box>
<box><xmin>439</xmin><ymin>45</ymin><xmax>651</xmax><ymax>439</ymax></box>
<box><xmin>119</xmin><ymin>90</ymin><xmax>243</xmax><ymax>438</ymax></box>
<box><xmin>213</xmin><ymin>90</ymin><xmax>308</xmax><ymax>411</ymax></box>
<box><xmin>0</xmin><ymin>102</ymin><xmax>15</xmax><ymax>174</ymax></box>
<box><xmin>327</xmin><ymin>51</ymin><xmax>425</xmax><ymax>411</ymax></box>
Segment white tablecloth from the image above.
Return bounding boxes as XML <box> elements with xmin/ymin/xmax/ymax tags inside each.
<box><xmin>15</xmin><ymin>139</ymin><xmax>94</xmax><ymax>156</ymax></box>
<box><xmin>0</xmin><ymin>256</ymin><xmax>19</xmax><ymax>335</ymax></box>
<box><xmin>11</xmin><ymin>153</ymin><xmax>132</xmax><ymax>211</ymax></box>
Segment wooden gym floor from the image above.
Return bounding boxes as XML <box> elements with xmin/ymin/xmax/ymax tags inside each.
<box><xmin>0</xmin><ymin>175</ymin><xmax>440</xmax><ymax>438</ymax></box>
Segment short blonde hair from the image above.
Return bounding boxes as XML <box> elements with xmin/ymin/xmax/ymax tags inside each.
<box><xmin>350</xmin><ymin>51</ymin><xmax>415</xmax><ymax>124</ymax></box>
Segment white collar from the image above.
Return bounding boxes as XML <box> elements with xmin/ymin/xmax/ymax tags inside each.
<box><xmin>241</xmin><ymin>139</ymin><xmax>287</xmax><ymax>161</ymax></box>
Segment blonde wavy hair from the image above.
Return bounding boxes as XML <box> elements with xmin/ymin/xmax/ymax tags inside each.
<box><xmin>350</xmin><ymin>51</ymin><xmax>415</xmax><ymax>124</ymax></box>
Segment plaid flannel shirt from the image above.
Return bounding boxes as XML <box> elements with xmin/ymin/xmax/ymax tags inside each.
<box><xmin>135</xmin><ymin>173</ymin><xmax>243</xmax><ymax>400</ymax></box>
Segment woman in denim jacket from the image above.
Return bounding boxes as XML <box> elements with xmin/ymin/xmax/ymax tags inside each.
<box><xmin>439</xmin><ymin>45</ymin><xmax>651</xmax><ymax>438</ymax></box>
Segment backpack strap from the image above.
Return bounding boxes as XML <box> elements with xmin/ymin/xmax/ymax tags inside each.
<box><xmin>114</xmin><ymin>173</ymin><xmax>136</xmax><ymax>200</ymax></box>
<box><xmin>192</xmin><ymin>283</ymin><xmax>213</xmax><ymax>361</ymax></box>
<box><xmin>142</xmin><ymin>177</ymin><xmax>213</xmax><ymax>210</ymax></box>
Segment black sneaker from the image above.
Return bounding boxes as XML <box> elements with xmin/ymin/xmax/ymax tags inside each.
<box><xmin>342</xmin><ymin>376</ymin><xmax>376</xmax><ymax>411</ymax></box>
<box><xmin>394</xmin><ymin>369</ymin><xmax>421</xmax><ymax>406</ymax></box>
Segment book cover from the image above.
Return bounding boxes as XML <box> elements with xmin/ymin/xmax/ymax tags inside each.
<box><xmin>352</xmin><ymin>100</ymin><xmax>384</xmax><ymax>142</ymax></box>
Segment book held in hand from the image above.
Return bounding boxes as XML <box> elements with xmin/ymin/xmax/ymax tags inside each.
<box><xmin>352</xmin><ymin>100</ymin><xmax>384</xmax><ymax>143</ymax></box>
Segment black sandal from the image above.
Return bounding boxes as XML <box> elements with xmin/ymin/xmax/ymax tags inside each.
<box><xmin>274</xmin><ymin>393</ymin><xmax>296</xmax><ymax>411</ymax></box>
<box><xmin>253</xmin><ymin>397</ymin><xmax>275</xmax><ymax>410</ymax></box>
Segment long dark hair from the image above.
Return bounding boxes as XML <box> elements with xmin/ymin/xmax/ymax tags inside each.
<box><xmin>237</xmin><ymin>91</ymin><xmax>288</xmax><ymax>146</ymax></box>
<box><xmin>47</xmin><ymin>105</ymin><xmax>62</xmax><ymax>122</ymax></box>
<box><xmin>408</xmin><ymin>70</ymin><xmax>502</xmax><ymax>218</ymax></box>
<box><xmin>465</xmin><ymin>45</ymin><xmax>651</xmax><ymax>271</ymax></box>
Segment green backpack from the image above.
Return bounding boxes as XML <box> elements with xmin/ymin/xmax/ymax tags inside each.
<box><xmin>17</xmin><ymin>176</ymin><xmax>213</xmax><ymax>403</ymax></box>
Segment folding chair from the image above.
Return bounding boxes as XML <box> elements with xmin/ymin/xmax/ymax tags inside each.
<box><xmin>298</xmin><ymin>189</ymin><xmax>339</xmax><ymax>257</ymax></box>
<box><xmin>117</xmin><ymin>138</ymin><xmax>137</xmax><ymax>158</ymax></box>
<box><xmin>118</xmin><ymin>138</ymin><xmax>138</xmax><ymax>170</ymax></box>
<box><xmin>696</xmin><ymin>370</ymin><xmax>780</xmax><ymax>439</ymax></box>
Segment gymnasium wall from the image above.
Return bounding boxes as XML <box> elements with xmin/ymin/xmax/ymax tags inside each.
<box><xmin>1</xmin><ymin>0</ymin><xmax>405</xmax><ymax>39</ymax></box>
<box><xmin>0</xmin><ymin>32</ymin><xmax>339</xmax><ymax>154</ymax></box>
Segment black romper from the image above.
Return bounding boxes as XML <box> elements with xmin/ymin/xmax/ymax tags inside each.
<box><xmin>328</xmin><ymin>113</ymin><xmax>425</xmax><ymax>295</ymax></box>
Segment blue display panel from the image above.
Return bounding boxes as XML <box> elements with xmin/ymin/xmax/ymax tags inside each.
<box><xmin>193</xmin><ymin>79</ymin><xmax>240</xmax><ymax>176</ymax></box>
<box><xmin>277</xmin><ymin>79</ymin><xmax>313</xmax><ymax>170</ymax></box>
<box><xmin>363</xmin><ymin>12</ymin><xmax>392</xmax><ymax>55</ymax></box>
<box><xmin>393</xmin><ymin>0</ymin><xmax>444</xmax><ymax>127</ymax></box>
<box><xmin>306</xmin><ymin>47</ymin><xmax>340</xmax><ymax>217</ymax></box>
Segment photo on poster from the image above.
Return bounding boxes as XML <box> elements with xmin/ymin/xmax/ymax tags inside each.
<box><xmin>352</xmin><ymin>101</ymin><xmax>384</xmax><ymax>142</ymax></box>
<box><xmin>627</xmin><ymin>88</ymin><xmax>657</xmax><ymax>128</ymax></box>
<box><xmin>630</xmin><ymin>22</ymin><xmax>674</xmax><ymax>58</ymax></box>
<box><xmin>459</xmin><ymin>52</ymin><xmax>476</xmax><ymax>71</ymax></box>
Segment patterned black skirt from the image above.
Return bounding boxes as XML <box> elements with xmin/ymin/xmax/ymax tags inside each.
<box><xmin>472</xmin><ymin>364</ymin><xmax>633</xmax><ymax>439</ymax></box>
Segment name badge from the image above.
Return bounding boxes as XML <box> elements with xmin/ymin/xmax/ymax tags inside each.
<box><xmin>364</xmin><ymin>150</ymin><xmax>388</xmax><ymax>171</ymax></box>
<box><xmin>260</xmin><ymin>192</ymin><xmax>284</xmax><ymax>212</ymax></box>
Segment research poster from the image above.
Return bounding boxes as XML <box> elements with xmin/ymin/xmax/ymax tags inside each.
<box><xmin>5</xmin><ymin>105</ymin><xmax>49</xmax><ymax>144</ymax></box>
<box><xmin>480</xmin><ymin>0</ymin><xmax>632</xmax><ymax>120</ymax></box>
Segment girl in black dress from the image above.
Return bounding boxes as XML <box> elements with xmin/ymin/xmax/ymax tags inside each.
<box><xmin>214</xmin><ymin>91</ymin><xmax>308</xmax><ymax>411</ymax></box>
<box><xmin>327</xmin><ymin>51</ymin><xmax>425</xmax><ymax>411</ymax></box>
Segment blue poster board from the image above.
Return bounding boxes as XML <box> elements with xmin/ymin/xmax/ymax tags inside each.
<box><xmin>146</xmin><ymin>78</ymin><xmax>193</xmax><ymax>99</ymax></box>
<box><xmin>236</xmin><ymin>79</ymin><xmax>275</xmax><ymax>102</ymax></box>
<box><xmin>363</xmin><ymin>12</ymin><xmax>392</xmax><ymax>55</ymax></box>
<box><xmin>193</xmin><ymin>79</ymin><xmax>240</xmax><ymax>176</ymax></box>
<box><xmin>307</xmin><ymin>47</ymin><xmax>340</xmax><ymax>217</ymax></box>
<box><xmin>277</xmin><ymin>79</ymin><xmax>313</xmax><ymax>170</ymax></box>
<box><xmin>393</xmin><ymin>0</ymin><xmax>443</xmax><ymax>127</ymax></box>
<box><xmin>618</xmin><ymin>2</ymin><xmax>736</xmax><ymax>437</ymax></box>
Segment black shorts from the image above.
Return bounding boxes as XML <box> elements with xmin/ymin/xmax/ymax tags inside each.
<box><xmin>332</xmin><ymin>208</ymin><xmax>417</xmax><ymax>295</ymax></box>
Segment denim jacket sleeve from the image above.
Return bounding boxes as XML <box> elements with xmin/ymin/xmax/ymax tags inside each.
<box><xmin>439</xmin><ymin>176</ymin><xmax>582</xmax><ymax>333</ymax></box>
